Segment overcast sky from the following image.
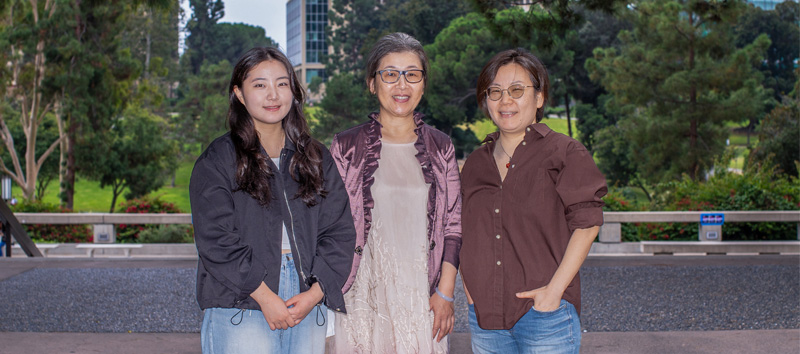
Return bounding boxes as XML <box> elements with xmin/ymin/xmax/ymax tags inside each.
<box><xmin>181</xmin><ymin>0</ymin><xmax>288</xmax><ymax>52</ymax></box>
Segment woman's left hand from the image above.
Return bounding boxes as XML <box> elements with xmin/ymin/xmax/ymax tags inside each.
<box><xmin>516</xmin><ymin>285</ymin><xmax>562</xmax><ymax>312</ymax></box>
<box><xmin>285</xmin><ymin>283</ymin><xmax>324</xmax><ymax>325</ymax></box>
<box><xmin>430</xmin><ymin>292</ymin><xmax>455</xmax><ymax>342</ymax></box>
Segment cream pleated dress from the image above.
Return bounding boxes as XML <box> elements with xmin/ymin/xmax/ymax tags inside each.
<box><xmin>332</xmin><ymin>141</ymin><xmax>448</xmax><ymax>354</ymax></box>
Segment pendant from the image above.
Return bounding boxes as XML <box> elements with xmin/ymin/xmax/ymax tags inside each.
<box><xmin>506</xmin><ymin>162</ymin><xmax>511</xmax><ymax>169</ymax></box>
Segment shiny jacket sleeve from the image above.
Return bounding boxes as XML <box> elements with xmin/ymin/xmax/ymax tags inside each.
<box><xmin>441</xmin><ymin>139</ymin><xmax>463</xmax><ymax>269</ymax></box>
<box><xmin>310</xmin><ymin>146</ymin><xmax>356</xmax><ymax>310</ymax></box>
<box><xmin>189</xmin><ymin>144</ymin><xmax>269</xmax><ymax>303</ymax></box>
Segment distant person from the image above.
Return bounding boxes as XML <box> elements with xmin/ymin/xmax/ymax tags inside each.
<box><xmin>189</xmin><ymin>47</ymin><xmax>356</xmax><ymax>354</ymax></box>
<box><xmin>329</xmin><ymin>32</ymin><xmax>462</xmax><ymax>353</ymax></box>
<box><xmin>460</xmin><ymin>48</ymin><xmax>607</xmax><ymax>354</ymax></box>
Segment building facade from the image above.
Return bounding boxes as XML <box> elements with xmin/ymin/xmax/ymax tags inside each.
<box><xmin>286</xmin><ymin>0</ymin><xmax>329</xmax><ymax>102</ymax></box>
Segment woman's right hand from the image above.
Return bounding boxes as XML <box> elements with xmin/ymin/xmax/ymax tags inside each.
<box><xmin>250</xmin><ymin>281</ymin><xmax>294</xmax><ymax>330</ymax></box>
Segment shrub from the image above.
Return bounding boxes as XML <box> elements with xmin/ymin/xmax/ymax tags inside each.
<box><xmin>653</xmin><ymin>161</ymin><xmax>799</xmax><ymax>240</ymax></box>
<box><xmin>115</xmin><ymin>196</ymin><xmax>191</xmax><ymax>243</ymax></box>
<box><xmin>138</xmin><ymin>224</ymin><xmax>194</xmax><ymax>243</ymax></box>
<box><xmin>10</xmin><ymin>200</ymin><xmax>92</xmax><ymax>243</ymax></box>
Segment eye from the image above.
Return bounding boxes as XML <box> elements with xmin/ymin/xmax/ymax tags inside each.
<box><xmin>406</xmin><ymin>71</ymin><xmax>419</xmax><ymax>78</ymax></box>
<box><xmin>510</xmin><ymin>85</ymin><xmax>525</xmax><ymax>95</ymax></box>
<box><xmin>253</xmin><ymin>83</ymin><xmax>265</xmax><ymax>88</ymax></box>
<box><xmin>278</xmin><ymin>81</ymin><xmax>290</xmax><ymax>87</ymax></box>
<box><xmin>384</xmin><ymin>70</ymin><xmax>398</xmax><ymax>78</ymax></box>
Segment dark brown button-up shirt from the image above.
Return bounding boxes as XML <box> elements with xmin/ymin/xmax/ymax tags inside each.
<box><xmin>460</xmin><ymin>123</ymin><xmax>607</xmax><ymax>330</ymax></box>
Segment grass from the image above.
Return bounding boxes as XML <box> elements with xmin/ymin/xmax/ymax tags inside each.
<box><xmin>14</xmin><ymin>160</ymin><xmax>195</xmax><ymax>213</ymax></box>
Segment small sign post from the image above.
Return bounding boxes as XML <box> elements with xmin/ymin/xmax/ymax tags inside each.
<box><xmin>699</xmin><ymin>213</ymin><xmax>724</xmax><ymax>241</ymax></box>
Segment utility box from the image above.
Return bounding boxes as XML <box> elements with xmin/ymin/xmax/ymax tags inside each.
<box><xmin>93</xmin><ymin>224</ymin><xmax>115</xmax><ymax>243</ymax></box>
<box><xmin>699</xmin><ymin>213</ymin><xmax>724</xmax><ymax>241</ymax></box>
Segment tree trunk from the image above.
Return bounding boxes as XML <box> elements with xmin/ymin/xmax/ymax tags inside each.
<box><xmin>565</xmin><ymin>92</ymin><xmax>572</xmax><ymax>138</ymax></box>
<box><xmin>688</xmin><ymin>13</ymin><xmax>698</xmax><ymax>180</ymax></box>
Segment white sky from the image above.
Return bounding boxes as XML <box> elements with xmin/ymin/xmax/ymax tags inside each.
<box><xmin>181</xmin><ymin>0</ymin><xmax>288</xmax><ymax>53</ymax></box>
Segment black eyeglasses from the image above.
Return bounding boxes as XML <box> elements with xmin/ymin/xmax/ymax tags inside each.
<box><xmin>485</xmin><ymin>84</ymin><xmax>535</xmax><ymax>101</ymax></box>
<box><xmin>375</xmin><ymin>69</ymin><xmax>425</xmax><ymax>84</ymax></box>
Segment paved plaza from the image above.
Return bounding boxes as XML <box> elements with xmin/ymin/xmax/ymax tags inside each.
<box><xmin>0</xmin><ymin>255</ymin><xmax>797</xmax><ymax>353</ymax></box>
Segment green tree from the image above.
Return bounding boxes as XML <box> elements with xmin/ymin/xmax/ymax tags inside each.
<box><xmin>184</xmin><ymin>0</ymin><xmax>224</xmax><ymax>74</ymax></box>
<box><xmin>310</xmin><ymin>73</ymin><xmax>374</xmax><ymax>143</ymax></box>
<box><xmin>422</xmin><ymin>13</ymin><xmax>509</xmax><ymax>136</ymax></box>
<box><xmin>748</xmin><ymin>83</ymin><xmax>800</xmax><ymax>177</ymax></box>
<box><xmin>0</xmin><ymin>0</ymin><xmax>66</xmax><ymax>200</ymax></box>
<box><xmin>587</xmin><ymin>0</ymin><xmax>772</xmax><ymax>182</ymax></box>
<box><xmin>79</xmin><ymin>105</ymin><xmax>178</xmax><ymax>212</ymax></box>
<box><xmin>735</xmin><ymin>1</ymin><xmax>799</xmax><ymax>100</ymax></box>
<box><xmin>383</xmin><ymin>0</ymin><xmax>470</xmax><ymax>45</ymax></box>
<box><xmin>177</xmin><ymin>60</ymin><xmax>232</xmax><ymax>150</ymax></box>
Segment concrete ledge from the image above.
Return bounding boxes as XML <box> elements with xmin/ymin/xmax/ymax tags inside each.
<box><xmin>11</xmin><ymin>243</ymin><xmax>198</xmax><ymax>258</ymax></box>
<box><xmin>641</xmin><ymin>241</ymin><xmax>800</xmax><ymax>255</ymax></box>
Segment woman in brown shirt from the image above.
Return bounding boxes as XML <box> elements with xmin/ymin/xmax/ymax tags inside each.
<box><xmin>460</xmin><ymin>48</ymin><xmax>607</xmax><ymax>353</ymax></box>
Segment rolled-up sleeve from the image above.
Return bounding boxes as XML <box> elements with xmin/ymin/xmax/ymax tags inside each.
<box><xmin>555</xmin><ymin>141</ymin><xmax>608</xmax><ymax>233</ymax></box>
<box><xmin>190</xmin><ymin>150</ymin><xmax>269</xmax><ymax>302</ymax></box>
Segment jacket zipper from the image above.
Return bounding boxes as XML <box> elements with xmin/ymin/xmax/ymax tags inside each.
<box><xmin>281</xmin><ymin>150</ymin><xmax>307</xmax><ymax>284</ymax></box>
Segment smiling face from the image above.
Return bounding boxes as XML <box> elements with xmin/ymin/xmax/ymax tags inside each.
<box><xmin>233</xmin><ymin>60</ymin><xmax>293</xmax><ymax>132</ymax></box>
<box><xmin>369</xmin><ymin>51</ymin><xmax>425</xmax><ymax>121</ymax></box>
<box><xmin>487</xmin><ymin>63</ymin><xmax>544</xmax><ymax>136</ymax></box>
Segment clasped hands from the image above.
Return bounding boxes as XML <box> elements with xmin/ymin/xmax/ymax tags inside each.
<box><xmin>251</xmin><ymin>282</ymin><xmax>324</xmax><ymax>331</ymax></box>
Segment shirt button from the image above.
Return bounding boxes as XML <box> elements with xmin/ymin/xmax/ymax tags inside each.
<box><xmin>494</xmin><ymin>209</ymin><xmax>500</xmax><ymax>213</ymax></box>
<box><xmin>496</xmin><ymin>261</ymin><xmax>501</xmax><ymax>266</ymax></box>
<box><xmin>511</xmin><ymin>164</ymin><xmax>515</xmax><ymax>168</ymax></box>
<box><xmin>496</xmin><ymin>234</ymin><xmax>501</xmax><ymax>239</ymax></box>
<box><xmin>526</xmin><ymin>127</ymin><xmax>531</xmax><ymax>132</ymax></box>
<box><xmin>522</xmin><ymin>141</ymin><xmax>527</xmax><ymax>145</ymax></box>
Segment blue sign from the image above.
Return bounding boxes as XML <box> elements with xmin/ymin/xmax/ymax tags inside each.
<box><xmin>700</xmin><ymin>213</ymin><xmax>724</xmax><ymax>225</ymax></box>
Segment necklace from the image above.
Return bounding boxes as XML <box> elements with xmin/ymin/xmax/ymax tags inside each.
<box><xmin>496</xmin><ymin>141</ymin><xmax>512</xmax><ymax>169</ymax></box>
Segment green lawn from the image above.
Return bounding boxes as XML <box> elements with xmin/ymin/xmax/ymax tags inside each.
<box><xmin>14</xmin><ymin>160</ymin><xmax>195</xmax><ymax>213</ymax></box>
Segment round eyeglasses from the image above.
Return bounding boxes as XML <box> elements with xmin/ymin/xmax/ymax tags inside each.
<box><xmin>485</xmin><ymin>84</ymin><xmax>535</xmax><ymax>101</ymax></box>
<box><xmin>375</xmin><ymin>69</ymin><xmax>425</xmax><ymax>84</ymax></box>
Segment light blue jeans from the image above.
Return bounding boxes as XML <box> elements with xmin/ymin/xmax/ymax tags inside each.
<box><xmin>201</xmin><ymin>254</ymin><xmax>327</xmax><ymax>354</ymax></box>
<box><xmin>469</xmin><ymin>300</ymin><xmax>581</xmax><ymax>354</ymax></box>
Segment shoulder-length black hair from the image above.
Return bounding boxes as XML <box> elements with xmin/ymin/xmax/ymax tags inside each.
<box><xmin>228</xmin><ymin>46</ymin><xmax>325</xmax><ymax>206</ymax></box>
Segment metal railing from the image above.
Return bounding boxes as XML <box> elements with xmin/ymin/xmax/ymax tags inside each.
<box><xmin>3</xmin><ymin>211</ymin><xmax>799</xmax><ymax>257</ymax></box>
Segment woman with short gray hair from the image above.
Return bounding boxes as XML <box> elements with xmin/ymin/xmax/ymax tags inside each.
<box><xmin>329</xmin><ymin>32</ymin><xmax>462</xmax><ymax>353</ymax></box>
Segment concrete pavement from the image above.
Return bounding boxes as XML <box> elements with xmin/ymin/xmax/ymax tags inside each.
<box><xmin>0</xmin><ymin>255</ymin><xmax>797</xmax><ymax>353</ymax></box>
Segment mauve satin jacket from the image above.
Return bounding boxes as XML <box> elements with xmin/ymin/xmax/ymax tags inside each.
<box><xmin>330</xmin><ymin>112</ymin><xmax>462</xmax><ymax>296</ymax></box>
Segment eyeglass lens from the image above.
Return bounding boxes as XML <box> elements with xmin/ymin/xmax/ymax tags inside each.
<box><xmin>378</xmin><ymin>70</ymin><xmax>424</xmax><ymax>84</ymax></box>
<box><xmin>487</xmin><ymin>85</ymin><xmax>528</xmax><ymax>101</ymax></box>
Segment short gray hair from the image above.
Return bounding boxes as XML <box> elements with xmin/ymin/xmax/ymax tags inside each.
<box><xmin>364</xmin><ymin>32</ymin><xmax>430</xmax><ymax>88</ymax></box>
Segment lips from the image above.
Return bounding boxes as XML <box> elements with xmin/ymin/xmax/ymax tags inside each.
<box><xmin>499</xmin><ymin>111</ymin><xmax>517</xmax><ymax>118</ymax></box>
<box><xmin>393</xmin><ymin>95</ymin><xmax>410</xmax><ymax>103</ymax></box>
<box><xmin>265</xmin><ymin>105</ymin><xmax>281</xmax><ymax>111</ymax></box>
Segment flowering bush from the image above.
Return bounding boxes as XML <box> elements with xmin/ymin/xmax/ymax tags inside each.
<box><xmin>653</xmin><ymin>162</ymin><xmax>799</xmax><ymax>240</ymax></box>
<box><xmin>116</xmin><ymin>196</ymin><xmax>192</xmax><ymax>243</ymax></box>
<box><xmin>11</xmin><ymin>200</ymin><xmax>92</xmax><ymax>243</ymax></box>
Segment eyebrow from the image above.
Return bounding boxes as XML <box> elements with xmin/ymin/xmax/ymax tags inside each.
<box><xmin>381</xmin><ymin>65</ymin><xmax>421</xmax><ymax>70</ymax></box>
<box><xmin>248</xmin><ymin>76</ymin><xmax>290</xmax><ymax>82</ymax></box>
<box><xmin>490</xmin><ymin>80</ymin><xmax>526</xmax><ymax>86</ymax></box>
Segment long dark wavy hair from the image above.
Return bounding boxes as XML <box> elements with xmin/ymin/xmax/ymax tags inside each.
<box><xmin>228</xmin><ymin>47</ymin><xmax>325</xmax><ymax>206</ymax></box>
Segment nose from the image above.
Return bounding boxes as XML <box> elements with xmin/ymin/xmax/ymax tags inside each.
<box><xmin>500</xmin><ymin>89</ymin><xmax>514</xmax><ymax>104</ymax></box>
<box><xmin>396</xmin><ymin>75</ymin><xmax>409</xmax><ymax>88</ymax></box>
<box><xmin>266</xmin><ymin>84</ymin><xmax>278</xmax><ymax>100</ymax></box>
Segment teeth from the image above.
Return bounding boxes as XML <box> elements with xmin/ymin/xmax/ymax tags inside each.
<box><xmin>394</xmin><ymin>96</ymin><xmax>409</xmax><ymax>100</ymax></box>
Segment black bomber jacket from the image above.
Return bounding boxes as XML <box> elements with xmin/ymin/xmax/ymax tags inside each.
<box><xmin>190</xmin><ymin>133</ymin><xmax>356</xmax><ymax>313</ymax></box>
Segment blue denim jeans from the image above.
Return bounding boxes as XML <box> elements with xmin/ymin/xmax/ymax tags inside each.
<box><xmin>468</xmin><ymin>300</ymin><xmax>581</xmax><ymax>354</ymax></box>
<box><xmin>201</xmin><ymin>254</ymin><xmax>327</xmax><ymax>354</ymax></box>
